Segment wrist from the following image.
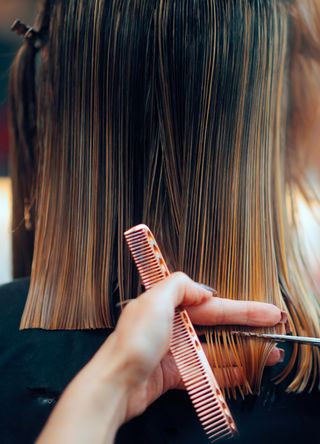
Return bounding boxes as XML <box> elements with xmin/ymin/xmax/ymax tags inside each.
<box><xmin>80</xmin><ymin>333</ymin><xmax>133</xmax><ymax>427</ymax></box>
<box><xmin>37</xmin><ymin>334</ymin><xmax>132</xmax><ymax>444</ymax></box>
<box><xmin>91</xmin><ymin>330</ymin><xmax>146</xmax><ymax>391</ymax></box>
<box><xmin>76</xmin><ymin>369</ymin><xmax>128</xmax><ymax>440</ymax></box>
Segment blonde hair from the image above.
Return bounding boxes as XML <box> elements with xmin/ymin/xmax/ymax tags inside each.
<box><xmin>10</xmin><ymin>0</ymin><xmax>320</xmax><ymax>395</ymax></box>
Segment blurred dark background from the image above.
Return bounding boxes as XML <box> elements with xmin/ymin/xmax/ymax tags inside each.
<box><xmin>0</xmin><ymin>0</ymin><xmax>37</xmax><ymax>176</ymax></box>
<box><xmin>0</xmin><ymin>1</ymin><xmax>36</xmax><ymax>284</ymax></box>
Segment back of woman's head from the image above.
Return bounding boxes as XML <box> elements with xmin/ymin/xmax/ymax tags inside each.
<box><xmin>10</xmin><ymin>0</ymin><xmax>320</xmax><ymax>394</ymax></box>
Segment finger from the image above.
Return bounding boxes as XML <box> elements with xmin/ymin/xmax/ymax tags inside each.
<box><xmin>201</xmin><ymin>344</ymin><xmax>246</xmax><ymax>390</ymax></box>
<box><xmin>160</xmin><ymin>345</ymin><xmax>246</xmax><ymax>392</ymax></box>
<box><xmin>175</xmin><ymin>366</ymin><xmax>245</xmax><ymax>390</ymax></box>
<box><xmin>114</xmin><ymin>273</ymin><xmax>213</xmax><ymax>373</ymax></box>
<box><xmin>139</xmin><ymin>272</ymin><xmax>213</xmax><ymax>313</ymax></box>
<box><xmin>119</xmin><ymin>272</ymin><xmax>211</xmax><ymax>330</ymax></box>
<box><xmin>194</xmin><ymin>329</ymin><xmax>285</xmax><ymax>367</ymax></box>
<box><xmin>174</xmin><ymin>344</ymin><xmax>282</xmax><ymax>391</ymax></box>
<box><xmin>186</xmin><ymin>297</ymin><xmax>282</xmax><ymax>327</ymax></box>
<box><xmin>265</xmin><ymin>346</ymin><xmax>285</xmax><ymax>366</ymax></box>
<box><xmin>160</xmin><ymin>349</ymin><xmax>245</xmax><ymax>391</ymax></box>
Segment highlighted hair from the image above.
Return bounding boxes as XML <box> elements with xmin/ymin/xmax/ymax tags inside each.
<box><xmin>10</xmin><ymin>0</ymin><xmax>320</xmax><ymax>394</ymax></box>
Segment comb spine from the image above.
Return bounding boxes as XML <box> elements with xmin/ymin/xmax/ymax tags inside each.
<box><xmin>124</xmin><ymin>225</ymin><xmax>237</xmax><ymax>442</ymax></box>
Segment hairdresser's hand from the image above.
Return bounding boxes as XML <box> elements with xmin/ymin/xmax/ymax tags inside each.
<box><xmin>87</xmin><ymin>273</ymin><xmax>284</xmax><ymax>423</ymax></box>
<box><xmin>108</xmin><ymin>273</ymin><xmax>285</xmax><ymax>421</ymax></box>
<box><xmin>37</xmin><ymin>273</ymin><xmax>284</xmax><ymax>444</ymax></box>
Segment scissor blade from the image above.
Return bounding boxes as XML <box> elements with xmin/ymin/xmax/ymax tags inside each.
<box><xmin>231</xmin><ymin>331</ymin><xmax>320</xmax><ymax>347</ymax></box>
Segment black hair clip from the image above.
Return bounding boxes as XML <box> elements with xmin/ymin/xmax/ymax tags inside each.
<box><xmin>11</xmin><ymin>19</ymin><xmax>44</xmax><ymax>49</ymax></box>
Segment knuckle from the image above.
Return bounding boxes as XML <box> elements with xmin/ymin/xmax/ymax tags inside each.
<box><xmin>273</xmin><ymin>305</ymin><xmax>282</xmax><ymax>323</ymax></box>
<box><xmin>244</xmin><ymin>301</ymin><xmax>255</xmax><ymax>323</ymax></box>
<box><xmin>212</xmin><ymin>298</ymin><xmax>226</xmax><ymax>324</ymax></box>
<box><xmin>171</xmin><ymin>271</ymin><xmax>189</xmax><ymax>286</ymax></box>
<box><xmin>262</xmin><ymin>303</ymin><xmax>282</xmax><ymax>324</ymax></box>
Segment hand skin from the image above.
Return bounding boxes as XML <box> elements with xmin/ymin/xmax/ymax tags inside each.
<box><xmin>37</xmin><ymin>273</ymin><xmax>283</xmax><ymax>444</ymax></box>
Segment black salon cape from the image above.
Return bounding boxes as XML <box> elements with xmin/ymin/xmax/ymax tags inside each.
<box><xmin>0</xmin><ymin>279</ymin><xmax>319</xmax><ymax>444</ymax></box>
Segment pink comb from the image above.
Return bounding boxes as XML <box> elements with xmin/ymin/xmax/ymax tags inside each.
<box><xmin>124</xmin><ymin>224</ymin><xmax>238</xmax><ymax>442</ymax></box>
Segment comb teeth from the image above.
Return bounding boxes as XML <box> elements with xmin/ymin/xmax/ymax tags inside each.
<box><xmin>124</xmin><ymin>225</ymin><xmax>170</xmax><ymax>289</ymax></box>
<box><xmin>171</xmin><ymin>311</ymin><xmax>236</xmax><ymax>442</ymax></box>
<box><xmin>124</xmin><ymin>224</ymin><xmax>238</xmax><ymax>443</ymax></box>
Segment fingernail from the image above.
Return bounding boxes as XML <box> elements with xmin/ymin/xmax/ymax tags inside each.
<box><xmin>278</xmin><ymin>348</ymin><xmax>285</xmax><ymax>363</ymax></box>
<box><xmin>196</xmin><ymin>283</ymin><xmax>217</xmax><ymax>295</ymax></box>
<box><xmin>285</xmin><ymin>322</ymin><xmax>292</xmax><ymax>334</ymax></box>
<box><xmin>280</xmin><ymin>311</ymin><xmax>288</xmax><ymax>323</ymax></box>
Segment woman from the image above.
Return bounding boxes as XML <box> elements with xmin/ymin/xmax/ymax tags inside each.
<box><xmin>3</xmin><ymin>0</ymin><xmax>319</xmax><ymax>442</ymax></box>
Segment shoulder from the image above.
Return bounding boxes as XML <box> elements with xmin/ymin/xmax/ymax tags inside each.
<box><xmin>0</xmin><ymin>276</ymin><xmax>30</xmax><ymax>299</ymax></box>
<box><xmin>0</xmin><ymin>277</ymin><xmax>30</xmax><ymax>329</ymax></box>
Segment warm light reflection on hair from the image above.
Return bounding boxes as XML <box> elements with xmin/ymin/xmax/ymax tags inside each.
<box><xmin>0</xmin><ymin>177</ymin><xmax>12</xmax><ymax>284</ymax></box>
<box><xmin>297</xmin><ymin>196</ymin><xmax>320</xmax><ymax>281</ymax></box>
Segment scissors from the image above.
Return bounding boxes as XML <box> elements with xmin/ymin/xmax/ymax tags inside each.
<box><xmin>231</xmin><ymin>331</ymin><xmax>320</xmax><ymax>347</ymax></box>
